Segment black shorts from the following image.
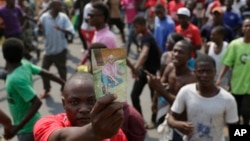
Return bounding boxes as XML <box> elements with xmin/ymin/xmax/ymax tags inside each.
<box><xmin>108</xmin><ymin>18</ymin><xmax>125</xmax><ymax>33</ymax></box>
<box><xmin>232</xmin><ymin>94</ymin><xmax>250</xmax><ymax>117</ymax></box>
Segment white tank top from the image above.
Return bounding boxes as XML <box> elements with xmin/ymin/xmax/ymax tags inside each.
<box><xmin>208</xmin><ymin>41</ymin><xmax>229</xmax><ymax>88</ymax></box>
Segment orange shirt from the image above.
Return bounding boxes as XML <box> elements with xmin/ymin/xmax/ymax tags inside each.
<box><xmin>175</xmin><ymin>23</ymin><xmax>202</xmax><ymax>47</ymax></box>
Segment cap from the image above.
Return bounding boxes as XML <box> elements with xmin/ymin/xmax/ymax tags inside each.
<box><xmin>177</xmin><ymin>7</ymin><xmax>190</xmax><ymax>17</ymax></box>
<box><xmin>212</xmin><ymin>7</ymin><xmax>223</xmax><ymax>14</ymax></box>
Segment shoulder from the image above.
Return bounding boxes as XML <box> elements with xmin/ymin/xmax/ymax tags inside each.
<box><xmin>229</xmin><ymin>38</ymin><xmax>243</xmax><ymax>46</ymax></box>
<box><xmin>218</xmin><ymin>88</ymin><xmax>236</xmax><ymax>101</ymax></box>
<box><xmin>34</xmin><ymin>113</ymin><xmax>69</xmax><ymax>141</ymax></box>
<box><xmin>189</xmin><ymin>23</ymin><xmax>199</xmax><ymax>31</ymax></box>
<box><xmin>110</xmin><ymin>129</ymin><xmax>128</xmax><ymax>141</ymax></box>
<box><xmin>179</xmin><ymin>83</ymin><xmax>196</xmax><ymax>93</ymax></box>
<box><xmin>59</xmin><ymin>12</ymin><xmax>69</xmax><ymax>19</ymax></box>
<box><xmin>34</xmin><ymin>113</ymin><xmax>67</xmax><ymax>128</ymax></box>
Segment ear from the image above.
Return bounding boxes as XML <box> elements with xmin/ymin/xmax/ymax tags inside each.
<box><xmin>61</xmin><ymin>96</ymin><xmax>66</xmax><ymax>107</ymax></box>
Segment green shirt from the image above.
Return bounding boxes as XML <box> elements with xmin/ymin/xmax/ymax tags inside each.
<box><xmin>222</xmin><ymin>38</ymin><xmax>250</xmax><ymax>94</ymax></box>
<box><xmin>5</xmin><ymin>59</ymin><xmax>42</xmax><ymax>134</ymax></box>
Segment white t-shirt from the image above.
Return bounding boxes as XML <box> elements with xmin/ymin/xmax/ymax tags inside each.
<box><xmin>81</xmin><ymin>3</ymin><xmax>94</xmax><ymax>30</ymax></box>
<box><xmin>171</xmin><ymin>83</ymin><xmax>239</xmax><ymax>141</ymax></box>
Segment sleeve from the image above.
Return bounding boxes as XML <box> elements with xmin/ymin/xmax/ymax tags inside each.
<box><xmin>109</xmin><ymin>129</ymin><xmax>128</xmax><ymax>141</ymax></box>
<box><xmin>192</xmin><ymin>28</ymin><xmax>202</xmax><ymax>46</ymax></box>
<box><xmin>126</xmin><ymin>108</ymin><xmax>146</xmax><ymax>141</ymax></box>
<box><xmin>29</xmin><ymin>63</ymin><xmax>42</xmax><ymax>75</ymax></box>
<box><xmin>221</xmin><ymin>42</ymin><xmax>235</xmax><ymax>67</ymax></box>
<box><xmin>12</xmin><ymin>78</ymin><xmax>36</xmax><ymax>102</ymax></box>
<box><xmin>63</xmin><ymin>14</ymin><xmax>75</xmax><ymax>35</ymax></box>
<box><xmin>225</xmin><ymin>96</ymin><xmax>239</xmax><ymax>123</ymax></box>
<box><xmin>17</xmin><ymin>6</ymin><xmax>25</xmax><ymax>17</ymax></box>
<box><xmin>171</xmin><ymin>86</ymin><xmax>187</xmax><ymax>114</ymax></box>
<box><xmin>34</xmin><ymin>116</ymin><xmax>65</xmax><ymax>141</ymax></box>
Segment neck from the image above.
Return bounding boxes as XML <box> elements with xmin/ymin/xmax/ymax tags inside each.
<box><xmin>227</xmin><ymin>7</ymin><xmax>232</xmax><ymax>11</ymax></box>
<box><xmin>244</xmin><ymin>35</ymin><xmax>250</xmax><ymax>43</ymax></box>
<box><xmin>197</xmin><ymin>83</ymin><xmax>218</xmax><ymax>97</ymax></box>
<box><xmin>6</xmin><ymin>62</ymin><xmax>22</xmax><ymax>73</ymax></box>
<box><xmin>181</xmin><ymin>23</ymin><xmax>189</xmax><ymax>29</ymax></box>
<box><xmin>6</xmin><ymin>4</ymin><xmax>14</xmax><ymax>8</ymax></box>
<box><xmin>215</xmin><ymin>40</ymin><xmax>223</xmax><ymax>47</ymax></box>
<box><xmin>213</xmin><ymin>21</ymin><xmax>222</xmax><ymax>26</ymax></box>
<box><xmin>96</xmin><ymin>24</ymin><xmax>106</xmax><ymax>31</ymax></box>
<box><xmin>50</xmin><ymin>11</ymin><xmax>59</xmax><ymax>18</ymax></box>
<box><xmin>175</xmin><ymin>65</ymin><xmax>189</xmax><ymax>76</ymax></box>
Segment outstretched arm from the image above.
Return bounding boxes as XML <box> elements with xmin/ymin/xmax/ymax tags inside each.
<box><xmin>39</xmin><ymin>69</ymin><xmax>65</xmax><ymax>90</ymax></box>
<box><xmin>47</xmin><ymin>95</ymin><xmax>124</xmax><ymax>141</ymax></box>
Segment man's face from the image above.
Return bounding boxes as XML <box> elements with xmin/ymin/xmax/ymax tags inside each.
<box><xmin>195</xmin><ymin>62</ymin><xmax>216</xmax><ymax>86</ymax></box>
<box><xmin>89</xmin><ymin>8</ymin><xmax>104</xmax><ymax>27</ymax></box>
<box><xmin>212</xmin><ymin>12</ymin><xmax>223</xmax><ymax>23</ymax></box>
<box><xmin>62</xmin><ymin>78</ymin><xmax>96</xmax><ymax>126</ymax></box>
<box><xmin>133</xmin><ymin>23</ymin><xmax>143</xmax><ymax>34</ymax></box>
<box><xmin>177</xmin><ymin>15</ymin><xmax>189</xmax><ymax>25</ymax></box>
<box><xmin>210</xmin><ymin>29</ymin><xmax>220</xmax><ymax>42</ymax></box>
<box><xmin>172</xmin><ymin>42</ymin><xmax>190</xmax><ymax>67</ymax></box>
<box><xmin>155</xmin><ymin>8</ymin><xmax>165</xmax><ymax>20</ymax></box>
<box><xmin>186</xmin><ymin>1</ymin><xmax>195</xmax><ymax>11</ymax></box>
<box><xmin>51</xmin><ymin>1</ymin><xmax>62</xmax><ymax>12</ymax></box>
<box><xmin>242</xmin><ymin>19</ymin><xmax>250</xmax><ymax>36</ymax></box>
<box><xmin>7</xmin><ymin>0</ymin><xmax>15</xmax><ymax>7</ymax></box>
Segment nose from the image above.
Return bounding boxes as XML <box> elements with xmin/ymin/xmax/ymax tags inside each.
<box><xmin>78</xmin><ymin>104</ymin><xmax>92</xmax><ymax>114</ymax></box>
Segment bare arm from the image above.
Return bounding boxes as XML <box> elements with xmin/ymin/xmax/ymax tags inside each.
<box><xmin>216</xmin><ymin>65</ymin><xmax>230</xmax><ymax>86</ymax></box>
<box><xmin>145</xmin><ymin>70</ymin><xmax>176</xmax><ymax>105</ymax></box>
<box><xmin>167</xmin><ymin>111</ymin><xmax>194</xmax><ymax>135</ymax></box>
<box><xmin>0</xmin><ymin>110</ymin><xmax>12</xmax><ymax>130</ymax></box>
<box><xmin>134</xmin><ymin>45</ymin><xmax>149</xmax><ymax>70</ymax></box>
<box><xmin>48</xmin><ymin>125</ymin><xmax>103</xmax><ymax>141</ymax></box>
<box><xmin>17</xmin><ymin>96</ymin><xmax>42</xmax><ymax>131</ymax></box>
<box><xmin>39</xmin><ymin>70</ymin><xmax>65</xmax><ymax>86</ymax></box>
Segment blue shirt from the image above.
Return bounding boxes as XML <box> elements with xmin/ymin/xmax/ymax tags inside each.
<box><xmin>201</xmin><ymin>22</ymin><xmax>235</xmax><ymax>42</ymax></box>
<box><xmin>40</xmin><ymin>12</ymin><xmax>75</xmax><ymax>55</ymax></box>
<box><xmin>153</xmin><ymin>16</ymin><xmax>175</xmax><ymax>52</ymax></box>
<box><xmin>223</xmin><ymin>10</ymin><xmax>242</xmax><ymax>34</ymax></box>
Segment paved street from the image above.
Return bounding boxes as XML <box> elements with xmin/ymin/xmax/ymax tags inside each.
<box><xmin>0</xmin><ymin>35</ymin><xmax>160</xmax><ymax>141</ymax></box>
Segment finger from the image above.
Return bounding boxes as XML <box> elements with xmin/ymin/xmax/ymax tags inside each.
<box><xmin>91</xmin><ymin>94</ymin><xmax>117</xmax><ymax>116</ymax></box>
<box><xmin>144</xmin><ymin>70</ymin><xmax>153</xmax><ymax>77</ymax></box>
<box><xmin>91</xmin><ymin>102</ymin><xmax>123</xmax><ymax>123</ymax></box>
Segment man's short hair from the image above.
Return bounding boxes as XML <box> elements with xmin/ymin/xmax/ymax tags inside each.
<box><xmin>92</xmin><ymin>2</ymin><xmax>110</xmax><ymax>22</ymax></box>
<box><xmin>63</xmin><ymin>72</ymin><xmax>93</xmax><ymax>92</ymax></box>
<box><xmin>195</xmin><ymin>54</ymin><xmax>216</xmax><ymax>68</ymax></box>
<box><xmin>133</xmin><ymin>15</ymin><xmax>146</xmax><ymax>25</ymax></box>
<box><xmin>175</xmin><ymin>39</ymin><xmax>193</xmax><ymax>53</ymax></box>
<box><xmin>155</xmin><ymin>3</ymin><xmax>165</xmax><ymax>11</ymax></box>
<box><xmin>212</xmin><ymin>25</ymin><xmax>225</xmax><ymax>37</ymax></box>
<box><xmin>2</xmin><ymin>38</ymin><xmax>24</xmax><ymax>64</ymax></box>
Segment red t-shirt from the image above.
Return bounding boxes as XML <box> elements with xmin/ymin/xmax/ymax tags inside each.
<box><xmin>175</xmin><ymin>23</ymin><xmax>202</xmax><ymax>57</ymax></box>
<box><xmin>33</xmin><ymin>113</ymin><xmax>128</xmax><ymax>141</ymax></box>
<box><xmin>175</xmin><ymin>23</ymin><xmax>202</xmax><ymax>47</ymax></box>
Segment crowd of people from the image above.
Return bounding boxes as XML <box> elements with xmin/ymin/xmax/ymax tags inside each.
<box><xmin>0</xmin><ymin>0</ymin><xmax>250</xmax><ymax>140</ymax></box>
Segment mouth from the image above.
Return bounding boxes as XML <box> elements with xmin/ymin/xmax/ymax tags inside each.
<box><xmin>77</xmin><ymin>117</ymin><xmax>91</xmax><ymax>125</ymax></box>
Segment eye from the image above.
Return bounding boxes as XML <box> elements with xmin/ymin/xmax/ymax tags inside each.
<box><xmin>89</xmin><ymin>97</ymin><xmax>96</xmax><ymax>105</ymax></box>
<box><xmin>70</xmin><ymin>99</ymin><xmax>79</xmax><ymax>106</ymax></box>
